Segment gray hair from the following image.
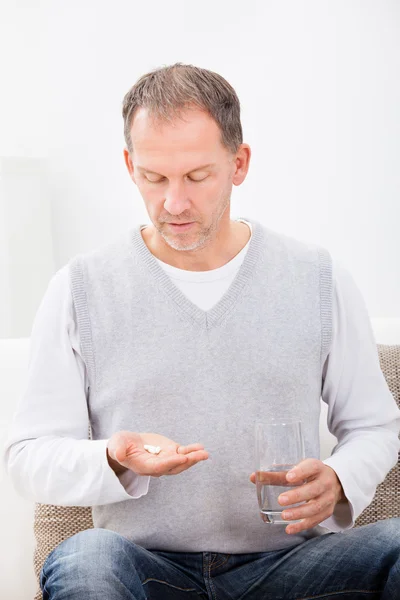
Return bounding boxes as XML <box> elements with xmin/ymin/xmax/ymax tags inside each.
<box><xmin>122</xmin><ymin>63</ymin><xmax>243</xmax><ymax>155</ymax></box>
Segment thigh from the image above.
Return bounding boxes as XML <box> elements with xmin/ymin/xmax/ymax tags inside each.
<box><xmin>40</xmin><ymin>528</ymin><xmax>207</xmax><ymax>600</ymax></box>
<box><xmin>215</xmin><ymin>519</ymin><xmax>400</xmax><ymax>600</ymax></box>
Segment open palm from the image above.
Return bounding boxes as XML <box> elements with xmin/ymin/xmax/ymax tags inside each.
<box><xmin>107</xmin><ymin>430</ymin><xmax>209</xmax><ymax>477</ymax></box>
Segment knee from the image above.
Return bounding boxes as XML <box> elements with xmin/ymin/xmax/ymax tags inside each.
<box><xmin>373</xmin><ymin>518</ymin><xmax>400</xmax><ymax>554</ymax></box>
<box><xmin>42</xmin><ymin>528</ymin><xmax>129</xmax><ymax>573</ymax></box>
<box><xmin>375</xmin><ymin>517</ymin><xmax>400</xmax><ymax>537</ymax></box>
<box><xmin>386</xmin><ymin>517</ymin><xmax>400</xmax><ymax>534</ymax></box>
<box><xmin>60</xmin><ymin>527</ymin><xmax>126</xmax><ymax>551</ymax></box>
<box><xmin>40</xmin><ymin>529</ymin><xmax>136</xmax><ymax>595</ymax></box>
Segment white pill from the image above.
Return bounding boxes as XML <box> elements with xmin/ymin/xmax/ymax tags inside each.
<box><xmin>144</xmin><ymin>444</ymin><xmax>161</xmax><ymax>455</ymax></box>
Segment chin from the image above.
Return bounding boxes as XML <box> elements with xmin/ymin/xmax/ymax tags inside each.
<box><xmin>161</xmin><ymin>231</ymin><xmax>208</xmax><ymax>252</ymax></box>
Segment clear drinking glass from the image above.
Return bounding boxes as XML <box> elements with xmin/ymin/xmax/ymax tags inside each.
<box><xmin>255</xmin><ymin>419</ymin><xmax>306</xmax><ymax>524</ymax></box>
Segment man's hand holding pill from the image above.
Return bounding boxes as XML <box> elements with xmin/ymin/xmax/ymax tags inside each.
<box><xmin>107</xmin><ymin>431</ymin><xmax>209</xmax><ymax>477</ymax></box>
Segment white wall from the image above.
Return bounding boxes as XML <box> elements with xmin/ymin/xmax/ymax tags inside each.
<box><xmin>0</xmin><ymin>158</ymin><xmax>55</xmax><ymax>338</ymax></box>
<box><xmin>0</xmin><ymin>0</ymin><xmax>48</xmax><ymax>158</ymax></box>
<box><xmin>0</xmin><ymin>1</ymin><xmax>54</xmax><ymax>337</ymax></box>
<box><xmin>2</xmin><ymin>0</ymin><xmax>400</xmax><ymax>326</ymax></box>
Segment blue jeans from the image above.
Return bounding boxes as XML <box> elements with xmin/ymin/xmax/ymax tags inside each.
<box><xmin>40</xmin><ymin>519</ymin><xmax>400</xmax><ymax>599</ymax></box>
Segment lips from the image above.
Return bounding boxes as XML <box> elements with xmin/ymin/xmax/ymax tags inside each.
<box><xmin>167</xmin><ymin>222</ymin><xmax>195</xmax><ymax>232</ymax></box>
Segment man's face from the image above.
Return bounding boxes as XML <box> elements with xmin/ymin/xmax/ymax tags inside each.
<box><xmin>126</xmin><ymin>107</ymin><xmax>237</xmax><ymax>251</ymax></box>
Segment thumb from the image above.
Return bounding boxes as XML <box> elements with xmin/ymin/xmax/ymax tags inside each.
<box><xmin>107</xmin><ymin>432</ymin><xmax>130</xmax><ymax>464</ymax></box>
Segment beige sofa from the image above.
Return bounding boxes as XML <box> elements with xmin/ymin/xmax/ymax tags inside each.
<box><xmin>1</xmin><ymin>319</ymin><xmax>400</xmax><ymax>600</ymax></box>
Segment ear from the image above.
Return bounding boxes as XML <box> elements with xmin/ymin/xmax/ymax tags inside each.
<box><xmin>123</xmin><ymin>148</ymin><xmax>136</xmax><ymax>184</ymax></box>
<box><xmin>232</xmin><ymin>144</ymin><xmax>251</xmax><ymax>186</ymax></box>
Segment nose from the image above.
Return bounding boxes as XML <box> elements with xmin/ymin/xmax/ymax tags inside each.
<box><xmin>163</xmin><ymin>181</ymin><xmax>191</xmax><ymax>216</ymax></box>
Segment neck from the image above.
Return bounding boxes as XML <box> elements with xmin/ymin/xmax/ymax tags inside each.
<box><xmin>141</xmin><ymin>218</ymin><xmax>251</xmax><ymax>271</ymax></box>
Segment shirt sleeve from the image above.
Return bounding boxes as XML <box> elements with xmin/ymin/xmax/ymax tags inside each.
<box><xmin>319</xmin><ymin>262</ymin><xmax>400</xmax><ymax>532</ymax></box>
<box><xmin>2</xmin><ymin>265</ymin><xmax>150</xmax><ymax>506</ymax></box>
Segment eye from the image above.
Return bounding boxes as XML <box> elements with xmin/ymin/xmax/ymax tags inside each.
<box><xmin>144</xmin><ymin>174</ymin><xmax>208</xmax><ymax>183</ymax></box>
<box><xmin>188</xmin><ymin>175</ymin><xmax>208</xmax><ymax>182</ymax></box>
<box><xmin>145</xmin><ymin>176</ymin><xmax>165</xmax><ymax>184</ymax></box>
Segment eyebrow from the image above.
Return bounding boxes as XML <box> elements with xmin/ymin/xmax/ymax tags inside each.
<box><xmin>136</xmin><ymin>163</ymin><xmax>216</xmax><ymax>176</ymax></box>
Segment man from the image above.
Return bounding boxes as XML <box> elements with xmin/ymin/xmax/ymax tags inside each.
<box><xmin>3</xmin><ymin>63</ymin><xmax>400</xmax><ymax>599</ymax></box>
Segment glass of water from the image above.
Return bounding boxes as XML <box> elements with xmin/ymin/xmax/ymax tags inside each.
<box><xmin>255</xmin><ymin>419</ymin><xmax>306</xmax><ymax>525</ymax></box>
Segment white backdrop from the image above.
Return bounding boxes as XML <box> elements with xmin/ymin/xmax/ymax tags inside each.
<box><xmin>1</xmin><ymin>0</ymin><xmax>399</xmax><ymax>332</ymax></box>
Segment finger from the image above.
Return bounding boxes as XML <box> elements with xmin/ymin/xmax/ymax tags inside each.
<box><xmin>166</xmin><ymin>463</ymin><xmax>194</xmax><ymax>475</ymax></box>
<box><xmin>285</xmin><ymin>508</ymin><xmax>333</xmax><ymax>535</ymax></box>
<box><xmin>149</xmin><ymin>454</ymin><xmax>189</xmax><ymax>475</ymax></box>
<box><xmin>285</xmin><ymin>458</ymin><xmax>323</xmax><ymax>484</ymax></box>
<box><xmin>250</xmin><ymin>469</ymin><xmax>297</xmax><ymax>485</ymax></box>
<box><xmin>256</xmin><ymin>470</ymin><xmax>293</xmax><ymax>486</ymax></box>
<box><xmin>278</xmin><ymin>479</ymin><xmax>325</xmax><ymax>507</ymax></box>
<box><xmin>281</xmin><ymin>494</ymin><xmax>332</xmax><ymax>521</ymax></box>
<box><xmin>175</xmin><ymin>449</ymin><xmax>209</xmax><ymax>468</ymax></box>
<box><xmin>165</xmin><ymin>450</ymin><xmax>209</xmax><ymax>475</ymax></box>
<box><xmin>177</xmin><ymin>443</ymin><xmax>205</xmax><ymax>454</ymax></box>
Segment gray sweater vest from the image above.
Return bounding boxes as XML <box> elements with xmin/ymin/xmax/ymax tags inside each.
<box><xmin>69</xmin><ymin>218</ymin><xmax>332</xmax><ymax>553</ymax></box>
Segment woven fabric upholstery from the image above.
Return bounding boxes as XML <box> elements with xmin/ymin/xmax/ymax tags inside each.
<box><xmin>32</xmin><ymin>345</ymin><xmax>400</xmax><ymax>599</ymax></box>
<box><xmin>354</xmin><ymin>345</ymin><xmax>400</xmax><ymax>527</ymax></box>
<box><xmin>33</xmin><ymin>504</ymin><xmax>94</xmax><ymax>600</ymax></box>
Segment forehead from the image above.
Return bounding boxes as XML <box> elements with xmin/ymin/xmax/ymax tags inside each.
<box><xmin>130</xmin><ymin>107</ymin><xmax>227</xmax><ymax>171</ymax></box>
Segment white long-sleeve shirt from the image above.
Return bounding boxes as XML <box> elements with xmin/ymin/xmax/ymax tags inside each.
<box><xmin>3</xmin><ymin>224</ymin><xmax>400</xmax><ymax>533</ymax></box>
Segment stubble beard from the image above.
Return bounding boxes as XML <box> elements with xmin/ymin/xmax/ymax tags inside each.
<box><xmin>157</xmin><ymin>192</ymin><xmax>231</xmax><ymax>252</ymax></box>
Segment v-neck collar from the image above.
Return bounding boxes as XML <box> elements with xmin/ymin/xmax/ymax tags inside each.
<box><xmin>130</xmin><ymin>218</ymin><xmax>264</xmax><ymax>329</ymax></box>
